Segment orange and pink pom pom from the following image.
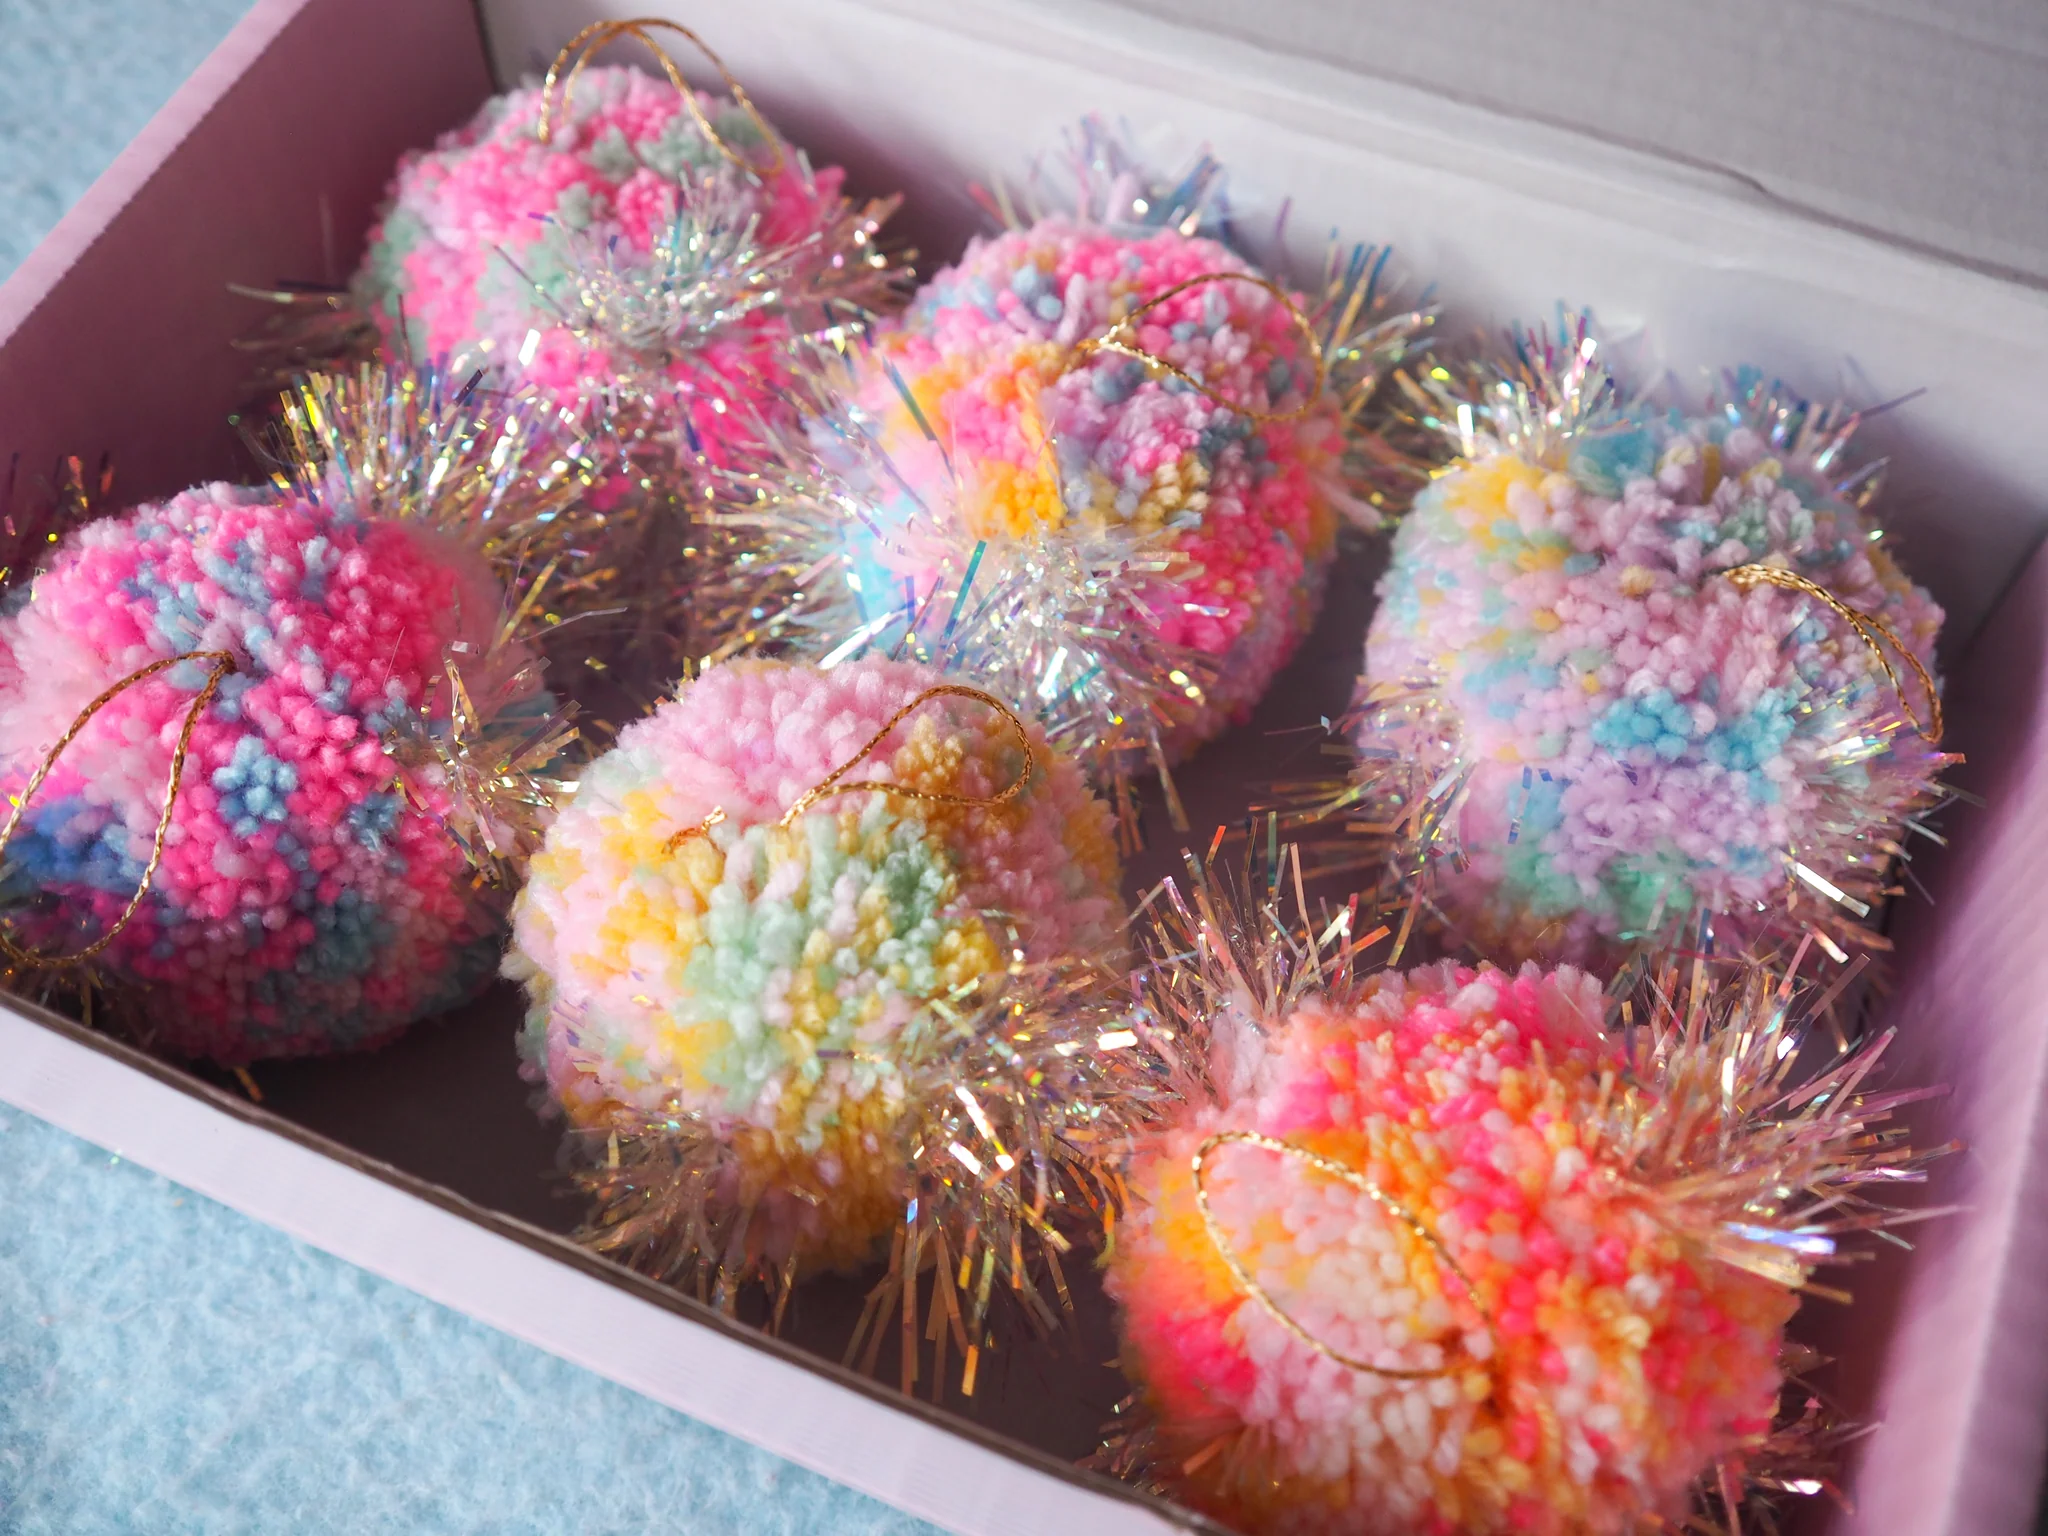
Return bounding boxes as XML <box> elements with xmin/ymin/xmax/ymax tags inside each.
<box><xmin>1108</xmin><ymin>961</ymin><xmax>1793</xmax><ymax>1535</ymax></box>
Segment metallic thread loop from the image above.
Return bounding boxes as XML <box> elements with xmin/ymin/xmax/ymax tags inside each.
<box><xmin>1192</xmin><ymin>1129</ymin><xmax>1491</xmax><ymax>1381</ymax></box>
<box><xmin>1065</xmin><ymin>271</ymin><xmax>1327</xmax><ymax>424</ymax></box>
<box><xmin>664</xmin><ymin>684</ymin><xmax>1036</xmax><ymax>854</ymax></box>
<box><xmin>0</xmin><ymin>650</ymin><xmax>238</xmax><ymax>969</ymax></box>
<box><xmin>1723</xmin><ymin>563</ymin><xmax>1943</xmax><ymax>744</ymax></box>
<box><xmin>537</xmin><ymin>17</ymin><xmax>785</xmax><ymax>179</ymax></box>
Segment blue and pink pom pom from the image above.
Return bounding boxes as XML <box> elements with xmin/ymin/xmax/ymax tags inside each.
<box><xmin>0</xmin><ymin>482</ymin><xmax>538</xmax><ymax>1062</ymax></box>
<box><xmin>1345</xmin><ymin>337</ymin><xmax>1949</xmax><ymax>969</ymax></box>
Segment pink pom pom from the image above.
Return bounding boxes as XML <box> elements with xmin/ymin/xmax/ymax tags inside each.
<box><xmin>354</xmin><ymin>63</ymin><xmax>886</xmax><ymax>471</ymax></box>
<box><xmin>0</xmin><ymin>483</ymin><xmax>533</xmax><ymax>1063</ymax></box>
<box><xmin>1108</xmin><ymin>962</ymin><xmax>1794</xmax><ymax>1535</ymax></box>
<box><xmin>846</xmin><ymin>215</ymin><xmax>1346</xmax><ymax>759</ymax></box>
<box><xmin>505</xmin><ymin>655</ymin><xmax>1124</xmax><ymax>1274</ymax></box>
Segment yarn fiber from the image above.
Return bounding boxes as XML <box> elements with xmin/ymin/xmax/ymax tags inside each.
<box><xmin>1363</xmin><ymin>412</ymin><xmax>1943</xmax><ymax>966</ymax></box>
<box><xmin>851</xmin><ymin>215</ymin><xmax>1346</xmax><ymax>755</ymax></box>
<box><xmin>505</xmin><ymin>657</ymin><xmax>1123</xmax><ymax>1272</ymax></box>
<box><xmin>0</xmin><ymin>483</ymin><xmax>534</xmax><ymax>1063</ymax></box>
<box><xmin>355</xmin><ymin>64</ymin><xmax>846</xmax><ymax>467</ymax></box>
<box><xmin>1107</xmin><ymin>962</ymin><xmax>1792</xmax><ymax>1535</ymax></box>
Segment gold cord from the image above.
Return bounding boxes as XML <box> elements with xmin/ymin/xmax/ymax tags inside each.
<box><xmin>537</xmin><ymin>17</ymin><xmax>785</xmax><ymax>179</ymax></box>
<box><xmin>0</xmin><ymin>650</ymin><xmax>237</xmax><ymax>968</ymax></box>
<box><xmin>1193</xmin><ymin>1130</ymin><xmax>1491</xmax><ymax>1380</ymax></box>
<box><xmin>1724</xmin><ymin>564</ymin><xmax>1942</xmax><ymax>744</ymax></box>
<box><xmin>664</xmin><ymin>684</ymin><xmax>1035</xmax><ymax>854</ymax></box>
<box><xmin>1065</xmin><ymin>271</ymin><xmax>1326</xmax><ymax>423</ymax></box>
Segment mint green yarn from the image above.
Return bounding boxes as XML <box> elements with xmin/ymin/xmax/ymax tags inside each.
<box><xmin>679</xmin><ymin>803</ymin><xmax>965</xmax><ymax>1139</ymax></box>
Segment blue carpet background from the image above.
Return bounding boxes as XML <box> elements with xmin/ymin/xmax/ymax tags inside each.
<box><xmin>0</xmin><ymin>3</ymin><xmax>937</xmax><ymax>1531</ymax></box>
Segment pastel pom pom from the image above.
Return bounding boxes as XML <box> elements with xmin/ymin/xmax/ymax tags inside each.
<box><xmin>1349</xmin><ymin>342</ymin><xmax>1947</xmax><ymax>968</ymax></box>
<box><xmin>1106</xmin><ymin>961</ymin><xmax>1792</xmax><ymax>1535</ymax></box>
<box><xmin>692</xmin><ymin>144</ymin><xmax>1432</xmax><ymax>791</ymax></box>
<box><xmin>0</xmin><ymin>483</ymin><xmax>538</xmax><ymax>1063</ymax></box>
<box><xmin>504</xmin><ymin>656</ymin><xmax>1125</xmax><ymax>1277</ymax></box>
<box><xmin>845</xmin><ymin>216</ymin><xmax>1346</xmax><ymax>756</ymax></box>
<box><xmin>354</xmin><ymin>61</ymin><xmax>893</xmax><ymax>468</ymax></box>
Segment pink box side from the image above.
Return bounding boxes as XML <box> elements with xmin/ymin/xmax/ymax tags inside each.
<box><xmin>0</xmin><ymin>0</ymin><xmax>491</xmax><ymax>509</ymax></box>
<box><xmin>0</xmin><ymin>1002</ymin><xmax>1199</xmax><ymax>1536</ymax></box>
<box><xmin>1813</xmin><ymin>534</ymin><xmax>2048</xmax><ymax>1534</ymax></box>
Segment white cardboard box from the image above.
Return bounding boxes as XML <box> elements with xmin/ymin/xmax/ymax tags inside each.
<box><xmin>3</xmin><ymin>1</ymin><xmax>2047</xmax><ymax>1531</ymax></box>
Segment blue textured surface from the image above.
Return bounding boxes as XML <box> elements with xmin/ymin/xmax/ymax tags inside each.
<box><xmin>0</xmin><ymin>0</ymin><xmax>260</xmax><ymax>276</ymax></box>
<box><xmin>0</xmin><ymin>5</ymin><xmax>936</xmax><ymax>1531</ymax></box>
<box><xmin>0</xmin><ymin>1111</ymin><xmax>937</xmax><ymax>1535</ymax></box>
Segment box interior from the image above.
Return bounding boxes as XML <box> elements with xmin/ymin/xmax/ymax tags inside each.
<box><xmin>4</xmin><ymin>0</ymin><xmax>2048</xmax><ymax>1531</ymax></box>
<box><xmin>1085</xmin><ymin>0</ymin><xmax>2048</xmax><ymax>288</ymax></box>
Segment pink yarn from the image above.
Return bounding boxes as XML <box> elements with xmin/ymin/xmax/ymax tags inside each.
<box><xmin>849</xmin><ymin>215</ymin><xmax>1345</xmax><ymax>754</ymax></box>
<box><xmin>354</xmin><ymin>64</ymin><xmax>848</xmax><ymax>467</ymax></box>
<box><xmin>1108</xmin><ymin>962</ymin><xmax>1794</xmax><ymax>1535</ymax></box>
<box><xmin>504</xmin><ymin>656</ymin><xmax>1125</xmax><ymax>1270</ymax></box>
<box><xmin>0</xmin><ymin>484</ymin><xmax>526</xmax><ymax>1062</ymax></box>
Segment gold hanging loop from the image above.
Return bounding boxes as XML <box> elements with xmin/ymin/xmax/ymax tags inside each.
<box><xmin>1193</xmin><ymin>1130</ymin><xmax>1493</xmax><ymax>1380</ymax></box>
<box><xmin>665</xmin><ymin>684</ymin><xmax>1035</xmax><ymax>854</ymax></box>
<box><xmin>537</xmin><ymin>17</ymin><xmax>786</xmax><ymax>179</ymax></box>
<box><xmin>1724</xmin><ymin>563</ymin><xmax>1942</xmax><ymax>744</ymax></box>
<box><xmin>1064</xmin><ymin>271</ymin><xmax>1327</xmax><ymax>424</ymax></box>
<box><xmin>0</xmin><ymin>650</ymin><xmax>237</xmax><ymax>968</ymax></box>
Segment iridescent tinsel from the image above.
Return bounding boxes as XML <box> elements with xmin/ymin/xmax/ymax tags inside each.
<box><xmin>265</xmin><ymin>362</ymin><xmax>602</xmax><ymax>881</ymax></box>
<box><xmin>239</xmin><ymin>52</ymin><xmax>908</xmax><ymax>693</ymax></box>
<box><xmin>1298</xmin><ymin>313</ymin><xmax>1956</xmax><ymax>974</ymax></box>
<box><xmin>688</xmin><ymin>130</ymin><xmax>1434</xmax><ymax>826</ymax></box>
<box><xmin>979</xmin><ymin>121</ymin><xmax>1438</xmax><ymax>524</ymax></box>
<box><xmin>504</xmin><ymin>654</ymin><xmax>1174</xmax><ymax>1392</ymax></box>
<box><xmin>0</xmin><ymin>362</ymin><xmax>613</xmax><ymax>1061</ymax></box>
<box><xmin>0</xmin><ymin>453</ymin><xmax>113</xmax><ymax>591</ymax></box>
<box><xmin>1096</xmin><ymin>845</ymin><xmax>1947</xmax><ymax>1535</ymax></box>
<box><xmin>579</xmin><ymin>953</ymin><xmax>1177</xmax><ymax>1397</ymax></box>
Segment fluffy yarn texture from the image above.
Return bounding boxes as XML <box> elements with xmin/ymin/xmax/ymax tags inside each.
<box><xmin>0</xmin><ymin>484</ymin><xmax>533</xmax><ymax>1063</ymax></box>
<box><xmin>505</xmin><ymin>656</ymin><xmax>1123</xmax><ymax>1272</ymax></box>
<box><xmin>354</xmin><ymin>63</ymin><xmax>847</xmax><ymax>467</ymax></box>
<box><xmin>1363</xmin><ymin>414</ymin><xmax>1943</xmax><ymax>966</ymax></box>
<box><xmin>1106</xmin><ymin>962</ymin><xmax>1792</xmax><ymax>1536</ymax></box>
<box><xmin>849</xmin><ymin>216</ymin><xmax>1346</xmax><ymax>755</ymax></box>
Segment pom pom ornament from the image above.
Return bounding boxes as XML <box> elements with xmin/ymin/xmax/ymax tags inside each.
<box><xmin>352</xmin><ymin>21</ymin><xmax>901</xmax><ymax>471</ymax></box>
<box><xmin>0</xmin><ymin>365</ymin><xmax>601</xmax><ymax>1063</ymax></box>
<box><xmin>1100</xmin><ymin>852</ymin><xmax>1946</xmax><ymax>1535</ymax></box>
<box><xmin>1327</xmin><ymin>319</ymin><xmax>1951</xmax><ymax>971</ymax></box>
<box><xmin>233</xmin><ymin>20</ymin><xmax>906</xmax><ymax>689</ymax></box>
<box><xmin>694</xmin><ymin>134</ymin><xmax>1432</xmax><ymax>814</ymax></box>
<box><xmin>506</xmin><ymin>656</ymin><xmax>1167</xmax><ymax>1375</ymax></box>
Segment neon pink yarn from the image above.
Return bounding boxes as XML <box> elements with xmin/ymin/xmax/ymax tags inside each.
<box><xmin>0</xmin><ymin>484</ymin><xmax>529</xmax><ymax>1062</ymax></box>
<box><xmin>850</xmin><ymin>215</ymin><xmax>1346</xmax><ymax>753</ymax></box>
<box><xmin>1108</xmin><ymin>962</ymin><xmax>1793</xmax><ymax>1535</ymax></box>
<box><xmin>354</xmin><ymin>64</ymin><xmax>847</xmax><ymax>466</ymax></box>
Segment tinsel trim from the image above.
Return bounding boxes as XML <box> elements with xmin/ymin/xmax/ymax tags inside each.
<box><xmin>1095</xmin><ymin>843</ymin><xmax>1951</xmax><ymax>1533</ymax></box>
<box><xmin>570</xmin><ymin>949</ymin><xmax>1184</xmax><ymax>1399</ymax></box>
<box><xmin>266</xmin><ymin>362</ymin><xmax>601</xmax><ymax>881</ymax></box>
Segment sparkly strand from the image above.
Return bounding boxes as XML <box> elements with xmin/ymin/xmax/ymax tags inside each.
<box><xmin>688</xmin><ymin>127</ymin><xmax>1433</xmax><ymax>824</ymax></box>
<box><xmin>1296</xmin><ymin>314</ymin><xmax>1955</xmax><ymax>975</ymax></box>
<box><xmin>266</xmin><ymin>361</ymin><xmax>602</xmax><ymax>877</ymax></box>
<box><xmin>1094</xmin><ymin>847</ymin><xmax>1946</xmax><ymax>1535</ymax></box>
